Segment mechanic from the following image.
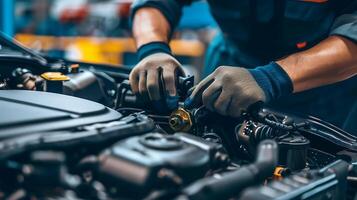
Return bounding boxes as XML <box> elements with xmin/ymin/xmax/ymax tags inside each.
<box><xmin>129</xmin><ymin>0</ymin><xmax>357</xmax><ymax>130</ymax></box>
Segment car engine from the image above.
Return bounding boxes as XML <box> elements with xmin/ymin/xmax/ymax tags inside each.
<box><xmin>0</xmin><ymin>36</ymin><xmax>356</xmax><ymax>200</ymax></box>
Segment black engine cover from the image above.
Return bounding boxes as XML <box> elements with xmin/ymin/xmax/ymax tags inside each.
<box><xmin>96</xmin><ymin>133</ymin><xmax>227</xmax><ymax>196</ymax></box>
<box><xmin>0</xmin><ymin>90</ymin><xmax>122</xmax><ymax>138</ymax></box>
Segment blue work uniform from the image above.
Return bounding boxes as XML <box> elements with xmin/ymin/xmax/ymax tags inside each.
<box><xmin>131</xmin><ymin>0</ymin><xmax>357</xmax><ymax>133</ymax></box>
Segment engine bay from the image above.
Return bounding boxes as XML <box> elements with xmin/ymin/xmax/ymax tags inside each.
<box><xmin>0</xmin><ymin>36</ymin><xmax>357</xmax><ymax>200</ymax></box>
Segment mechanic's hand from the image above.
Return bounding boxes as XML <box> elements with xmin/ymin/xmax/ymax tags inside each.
<box><xmin>129</xmin><ymin>53</ymin><xmax>185</xmax><ymax>103</ymax></box>
<box><xmin>185</xmin><ymin>66</ymin><xmax>266</xmax><ymax>117</ymax></box>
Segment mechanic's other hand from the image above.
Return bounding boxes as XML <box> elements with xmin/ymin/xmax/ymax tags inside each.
<box><xmin>185</xmin><ymin>66</ymin><xmax>266</xmax><ymax>117</ymax></box>
<box><xmin>129</xmin><ymin>53</ymin><xmax>185</xmax><ymax>102</ymax></box>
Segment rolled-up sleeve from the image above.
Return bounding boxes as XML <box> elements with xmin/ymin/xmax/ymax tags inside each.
<box><xmin>330</xmin><ymin>11</ymin><xmax>357</xmax><ymax>42</ymax></box>
<box><xmin>130</xmin><ymin>0</ymin><xmax>194</xmax><ymax>31</ymax></box>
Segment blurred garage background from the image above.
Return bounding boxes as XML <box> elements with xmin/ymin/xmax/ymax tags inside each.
<box><xmin>0</xmin><ymin>0</ymin><xmax>219</xmax><ymax>80</ymax></box>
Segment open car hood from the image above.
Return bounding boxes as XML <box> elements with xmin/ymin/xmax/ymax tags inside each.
<box><xmin>0</xmin><ymin>32</ymin><xmax>48</xmax><ymax>66</ymax></box>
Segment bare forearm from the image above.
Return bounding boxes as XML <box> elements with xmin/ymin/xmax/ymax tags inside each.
<box><xmin>130</xmin><ymin>7</ymin><xmax>184</xmax><ymax>103</ymax></box>
<box><xmin>277</xmin><ymin>36</ymin><xmax>357</xmax><ymax>92</ymax></box>
<box><xmin>132</xmin><ymin>8</ymin><xmax>171</xmax><ymax>48</ymax></box>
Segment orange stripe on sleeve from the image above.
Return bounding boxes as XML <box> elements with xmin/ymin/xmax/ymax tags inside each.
<box><xmin>296</xmin><ymin>41</ymin><xmax>307</xmax><ymax>49</ymax></box>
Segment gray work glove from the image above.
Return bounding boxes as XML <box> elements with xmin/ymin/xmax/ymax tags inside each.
<box><xmin>184</xmin><ymin>66</ymin><xmax>266</xmax><ymax>117</ymax></box>
<box><xmin>129</xmin><ymin>52</ymin><xmax>185</xmax><ymax>102</ymax></box>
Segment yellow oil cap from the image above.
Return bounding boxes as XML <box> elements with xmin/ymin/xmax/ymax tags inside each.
<box><xmin>41</xmin><ymin>72</ymin><xmax>70</xmax><ymax>81</ymax></box>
